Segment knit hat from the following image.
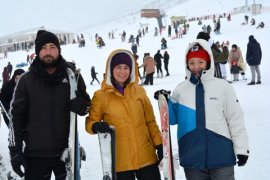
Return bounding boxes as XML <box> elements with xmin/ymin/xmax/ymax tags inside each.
<box><xmin>232</xmin><ymin>44</ymin><xmax>237</xmax><ymax>49</ymax></box>
<box><xmin>35</xmin><ymin>30</ymin><xmax>61</xmax><ymax>55</ymax></box>
<box><xmin>196</xmin><ymin>31</ymin><xmax>210</xmax><ymax>41</ymax></box>
<box><xmin>12</xmin><ymin>69</ymin><xmax>25</xmax><ymax>80</ymax></box>
<box><xmin>110</xmin><ymin>53</ymin><xmax>132</xmax><ymax>72</ymax></box>
<box><xmin>186</xmin><ymin>44</ymin><xmax>210</xmax><ymax>63</ymax></box>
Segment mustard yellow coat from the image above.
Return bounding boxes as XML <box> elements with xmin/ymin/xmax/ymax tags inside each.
<box><xmin>85</xmin><ymin>49</ymin><xmax>162</xmax><ymax>172</ymax></box>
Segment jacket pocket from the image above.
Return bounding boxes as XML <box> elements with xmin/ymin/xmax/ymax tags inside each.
<box><xmin>206</xmin><ymin>130</ymin><xmax>236</xmax><ymax>168</ymax></box>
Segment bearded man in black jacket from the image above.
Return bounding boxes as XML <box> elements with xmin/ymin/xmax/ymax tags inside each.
<box><xmin>8</xmin><ymin>30</ymin><xmax>91</xmax><ymax>179</ymax></box>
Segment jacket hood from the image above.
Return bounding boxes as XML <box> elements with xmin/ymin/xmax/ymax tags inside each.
<box><xmin>101</xmin><ymin>49</ymin><xmax>139</xmax><ymax>90</ymax></box>
<box><xmin>184</xmin><ymin>39</ymin><xmax>214</xmax><ymax>80</ymax></box>
<box><xmin>249</xmin><ymin>35</ymin><xmax>254</xmax><ymax>41</ymax></box>
<box><xmin>249</xmin><ymin>35</ymin><xmax>257</xmax><ymax>44</ymax></box>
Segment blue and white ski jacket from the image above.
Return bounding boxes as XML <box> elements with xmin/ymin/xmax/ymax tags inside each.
<box><xmin>169</xmin><ymin>39</ymin><xmax>249</xmax><ymax>169</ymax></box>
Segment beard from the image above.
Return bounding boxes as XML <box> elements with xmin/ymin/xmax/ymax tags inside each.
<box><xmin>40</xmin><ymin>55</ymin><xmax>59</xmax><ymax>68</ymax></box>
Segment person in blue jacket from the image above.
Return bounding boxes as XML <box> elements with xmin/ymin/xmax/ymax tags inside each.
<box><xmin>246</xmin><ymin>35</ymin><xmax>262</xmax><ymax>85</ymax></box>
<box><xmin>154</xmin><ymin>39</ymin><xmax>249</xmax><ymax>180</ymax></box>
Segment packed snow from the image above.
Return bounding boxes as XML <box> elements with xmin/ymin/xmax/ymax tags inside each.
<box><xmin>1</xmin><ymin>0</ymin><xmax>270</xmax><ymax>179</ymax></box>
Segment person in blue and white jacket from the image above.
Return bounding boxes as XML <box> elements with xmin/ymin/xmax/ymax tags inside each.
<box><xmin>154</xmin><ymin>39</ymin><xmax>249</xmax><ymax>180</ymax></box>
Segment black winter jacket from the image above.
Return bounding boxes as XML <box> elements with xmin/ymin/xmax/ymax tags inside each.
<box><xmin>9</xmin><ymin>56</ymin><xmax>90</xmax><ymax>157</ymax></box>
<box><xmin>246</xmin><ymin>36</ymin><xmax>262</xmax><ymax>66</ymax></box>
<box><xmin>154</xmin><ymin>52</ymin><xmax>163</xmax><ymax>66</ymax></box>
<box><xmin>0</xmin><ymin>79</ymin><xmax>16</xmax><ymax>111</ymax></box>
<box><xmin>91</xmin><ymin>68</ymin><xmax>97</xmax><ymax>78</ymax></box>
<box><xmin>163</xmin><ymin>53</ymin><xmax>170</xmax><ymax>64</ymax></box>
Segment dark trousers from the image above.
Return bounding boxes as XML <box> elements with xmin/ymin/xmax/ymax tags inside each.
<box><xmin>156</xmin><ymin>65</ymin><xmax>163</xmax><ymax>74</ymax></box>
<box><xmin>214</xmin><ymin>62</ymin><xmax>222</xmax><ymax>78</ymax></box>
<box><xmin>25</xmin><ymin>157</ymin><xmax>66</xmax><ymax>180</ymax></box>
<box><xmin>184</xmin><ymin>166</ymin><xmax>235</xmax><ymax>180</ymax></box>
<box><xmin>90</xmin><ymin>77</ymin><xmax>100</xmax><ymax>84</ymax></box>
<box><xmin>117</xmin><ymin>163</ymin><xmax>161</xmax><ymax>180</ymax></box>
<box><xmin>144</xmin><ymin>72</ymin><xmax>154</xmax><ymax>85</ymax></box>
<box><xmin>164</xmin><ymin>62</ymin><xmax>169</xmax><ymax>75</ymax></box>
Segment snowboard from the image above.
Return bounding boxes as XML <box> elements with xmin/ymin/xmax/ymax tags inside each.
<box><xmin>61</xmin><ymin>68</ymin><xmax>85</xmax><ymax>180</ymax></box>
<box><xmin>158</xmin><ymin>94</ymin><xmax>176</xmax><ymax>180</ymax></box>
<box><xmin>98</xmin><ymin>126</ymin><xmax>116</xmax><ymax>180</ymax></box>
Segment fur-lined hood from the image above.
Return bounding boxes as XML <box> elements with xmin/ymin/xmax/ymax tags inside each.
<box><xmin>101</xmin><ymin>49</ymin><xmax>139</xmax><ymax>91</ymax></box>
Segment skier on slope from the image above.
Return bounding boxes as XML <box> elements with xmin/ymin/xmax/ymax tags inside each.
<box><xmin>85</xmin><ymin>49</ymin><xmax>163</xmax><ymax>180</ymax></box>
<box><xmin>8</xmin><ymin>30</ymin><xmax>90</xmax><ymax>179</ymax></box>
<box><xmin>154</xmin><ymin>39</ymin><xmax>249</xmax><ymax>179</ymax></box>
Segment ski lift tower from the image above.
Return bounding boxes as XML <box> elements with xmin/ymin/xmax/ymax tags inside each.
<box><xmin>141</xmin><ymin>9</ymin><xmax>165</xmax><ymax>29</ymax></box>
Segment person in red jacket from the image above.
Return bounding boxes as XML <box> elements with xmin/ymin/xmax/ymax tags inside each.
<box><xmin>2</xmin><ymin>67</ymin><xmax>10</xmax><ymax>86</ymax></box>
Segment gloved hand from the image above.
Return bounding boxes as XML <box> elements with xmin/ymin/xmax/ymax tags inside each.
<box><xmin>154</xmin><ymin>89</ymin><xmax>171</xmax><ymax>102</ymax></box>
<box><xmin>237</xmin><ymin>154</ymin><xmax>248</xmax><ymax>166</ymax></box>
<box><xmin>10</xmin><ymin>151</ymin><xmax>28</xmax><ymax>177</ymax></box>
<box><xmin>222</xmin><ymin>40</ymin><xmax>230</xmax><ymax>48</ymax></box>
<box><xmin>69</xmin><ymin>91</ymin><xmax>90</xmax><ymax>116</ymax></box>
<box><xmin>156</xmin><ymin>144</ymin><xmax>163</xmax><ymax>165</ymax></box>
<box><xmin>92</xmin><ymin>121</ymin><xmax>110</xmax><ymax>134</ymax></box>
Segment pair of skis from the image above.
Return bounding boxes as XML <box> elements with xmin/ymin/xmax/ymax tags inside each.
<box><xmin>158</xmin><ymin>93</ymin><xmax>176</xmax><ymax>180</ymax></box>
<box><xmin>61</xmin><ymin>68</ymin><xmax>86</xmax><ymax>180</ymax></box>
<box><xmin>64</xmin><ymin>67</ymin><xmax>116</xmax><ymax>180</ymax></box>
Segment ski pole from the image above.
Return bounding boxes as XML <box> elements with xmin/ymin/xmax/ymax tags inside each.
<box><xmin>0</xmin><ymin>100</ymin><xmax>11</xmax><ymax>121</ymax></box>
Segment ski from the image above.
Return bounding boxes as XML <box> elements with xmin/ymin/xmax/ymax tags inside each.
<box><xmin>158</xmin><ymin>94</ymin><xmax>175</xmax><ymax>180</ymax></box>
<box><xmin>98</xmin><ymin>126</ymin><xmax>116</xmax><ymax>180</ymax></box>
<box><xmin>61</xmin><ymin>68</ymin><xmax>85</xmax><ymax>180</ymax></box>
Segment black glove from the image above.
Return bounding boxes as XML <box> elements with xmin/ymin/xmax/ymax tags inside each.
<box><xmin>69</xmin><ymin>91</ymin><xmax>90</xmax><ymax>116</ymax></box>
<box><xmin>156</xmin><ymin>144</ymin><xmax>163</xmax><ymax>165</ymax></box>
<box><xmin>237</xmin><ymin>154</ymin><xmax>248</xmax><ymax>166</ymax></box>
<box><xmin>154</xmin><ymin>89</ymin><xmax>171</xmax><ymax>102</ymax></box>
<box><xmin>92</xmin><ymin>121</ymin><xmax>110</xmax><ymax>134</ymax></box>
<box><xmin>10</xmin><ymin>151</ymin><xmax>28</xmax><ymax>177</ymax></box>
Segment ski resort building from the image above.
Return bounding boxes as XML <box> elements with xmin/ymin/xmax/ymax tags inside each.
<box><xmin>170</xmin><ymin>16</ymin><xmax>187</xmax><ymax>25</ymax></box>
<box><xmin>0</xmin><ymin>26</ymin><xmax>75</xmax><ymax>52</ymax></box>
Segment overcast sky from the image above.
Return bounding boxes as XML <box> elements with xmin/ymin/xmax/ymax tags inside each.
<box><xmin>1</xmin><ymin>0</ymin><xmax>153</xmax><ymax>36</ymax></box>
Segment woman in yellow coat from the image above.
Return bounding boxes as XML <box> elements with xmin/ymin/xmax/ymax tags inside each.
<box><xmin>85</xmin><ymin>49</ymin><xmax>163</xmax><ymax>180</ymax></box>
